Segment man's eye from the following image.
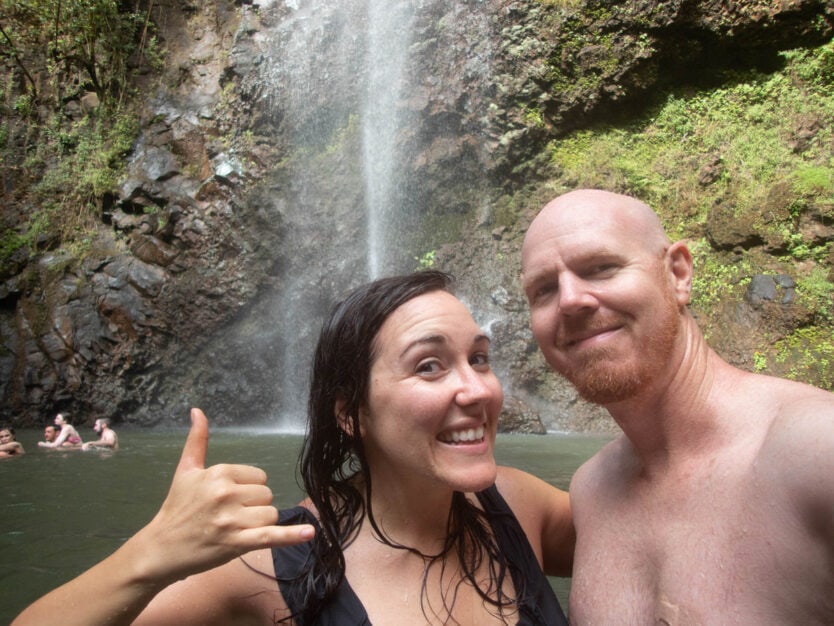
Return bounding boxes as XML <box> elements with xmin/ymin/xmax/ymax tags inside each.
<box><xmin>590</xmin><ymin>263</ymin><xmax>618</xmax><ymax>277</ymax></box>
<box><xmin>530</xmin><ymin>283</ymin><xmax>557</xmax><ymax>302</ymax></box>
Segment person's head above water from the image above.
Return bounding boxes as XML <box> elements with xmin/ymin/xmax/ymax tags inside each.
<box><xmin>308</xmin><ymin>270</ymin><xmax>457</xmax><ymax>446</ymax></box>
<box><xmin>521</xmin><ymin>188</ymin><xmax>693</xmax><ymax>405</ymax></box>
<box><xmin>303</xmin><ymin>268</ymin><xmax>503</xmax><ymax>509</ymax></box>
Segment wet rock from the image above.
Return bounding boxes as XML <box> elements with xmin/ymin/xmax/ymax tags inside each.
<box><xmin>746</xmin><ymin>275</ymin><xmax>778</xmax><ymax>306</ymax></box>
<box><xmin>746</xmin><ymin>274</ymin><xmax>797</xmax><ymax>307</ymax></box>
<box><xmin>2</xmin><ymin>0</ymin><xmax>833</xmax><ymax>431</ymax></box>
<box><xmin>498</xmin><ymin>396</ymin><xmax>546</xmax><ymax>434</ymax></box>
<box><xmin>706</xmin><ymin>203</ymin><xmax>766</xmax><ymax>251</ymax></box>
<box><xmin>80</xmin><ymin>91</ymin><xmax>100</xmax><ymax>114</ymax></box>
<box><xmin>131</xmin><ymin>235</ymin><xmax>180</xmax><ymax>267</ymax></box>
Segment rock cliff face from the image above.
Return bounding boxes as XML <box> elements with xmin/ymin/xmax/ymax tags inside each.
<box><xmin>1</xmin><ymin>0</ymin><xmax>832</xmax><ymax>430</ymax></box>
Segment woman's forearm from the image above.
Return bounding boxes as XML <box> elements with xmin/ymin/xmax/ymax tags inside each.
<box><xmin>11</xmin><ymin>527</ymin><xmax>173</xmax><ymax>626</ymax></box>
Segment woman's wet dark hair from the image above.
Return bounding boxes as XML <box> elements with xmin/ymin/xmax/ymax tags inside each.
<box><xmin>305</xmin><ymin>269</ymin><xmax>454</xmax><ymax>496</ymax></box>
<box><xmin>281</xmin><ymin>270</ymin><xmax>521</xmax><ymax>624</ymax></box>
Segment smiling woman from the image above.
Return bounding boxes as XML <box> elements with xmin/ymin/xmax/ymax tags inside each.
<box><xmin>13</xmin><ymin>271</ymin><xmax>574</xmax><ymax>626</ymax></box>
<box><xmin>359</xmin><ymin>289</ymin><xmax>503</xmax><ymax>495</ymax></box>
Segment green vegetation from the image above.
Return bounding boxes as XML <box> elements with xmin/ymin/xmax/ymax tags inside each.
<box><xmin>414</xmin><ymin>250</ymin><xmax>437</xmax><ymax>270</ymax></box>
<box><xmin>0</xmin><ymin>0</ymin><xmax>156</xmax><ymax>105</ymax></box>
<box><xmin>35</xmin><ymin>112</ymin><xmax>138</xmax><ymax>238</ymax></box>
<box><xmin>1</xmin><ymin>0</ymin><xmax>154</xmax><ymax>271</ymax></box>
<box><xmin>546</xmin><ymin>40</ymin><xmax>834</xmax><ymax>386</ymax></box>
<box><xmin>535</xmin><ymin>0</ymin><xmax>583</xmax><ymax>8</ymax></box>
<box><xmin>688</xmin><ymin>239</ymin><xmax>752</xmax><ymax>314</ymax></box>
<box><xmin>774</xmin><ymin>327</ymin><xmax>834</xmax><ymax>389</ymax></box>
<box><xmin>524</xmin><ymin>106</ymin><xmax>546</xmax><ymax>128</ymax></box>
<box><xmin>796</xmin><ymin>267</ymin><xmax>834</xmax><ymax>324</ymax></box>
<box><xmin>549</xmin><ymin>42</ymin><xmax>834</xmax><ymax>233</ymax></box>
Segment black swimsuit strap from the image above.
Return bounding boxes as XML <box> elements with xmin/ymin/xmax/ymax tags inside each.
<box><xmin>476</xmin><ymin>485</ymin><xmax>569</xmax><ymax>626</ymax></box>
<box><xmin>274</xmin><ymin>486</ymin><xmax>568</xmax><ymax>625</ymax></box>
<box><xmin>274</xmin><ymin>506</ymin><xmax>371</xmax><ymax>626</ymax></box>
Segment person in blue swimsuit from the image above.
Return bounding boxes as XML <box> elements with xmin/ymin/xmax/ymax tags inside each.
<box><xmin>14</xmin><ymin>271</ymin><xmax>574</xmax><ymax>625</ymax></box>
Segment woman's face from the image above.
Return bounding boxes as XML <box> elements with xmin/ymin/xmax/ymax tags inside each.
<box><xmin>54</xmin><ymin>414</ymin><xmax>65</xmax><ymax>426</ymax></box>
<box><xmin>358</xmin><ymin>290</ymin><xmax>503</xmax><ymax>494</ymax></box>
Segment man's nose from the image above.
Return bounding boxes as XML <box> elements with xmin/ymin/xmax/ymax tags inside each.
<box><xmin>556</xmin><ymin>274</ymin><xmax>599</xmax><ymax>315</ymax></box>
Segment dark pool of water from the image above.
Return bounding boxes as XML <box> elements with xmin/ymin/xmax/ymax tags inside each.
<box><xmin>0</xmin><ymin>429</ymin><xmax>610</xmax><ymax>623</ymax></box>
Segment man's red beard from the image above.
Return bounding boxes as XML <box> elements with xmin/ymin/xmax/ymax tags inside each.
<box><xmin>559</xmin><ymin>290</ymin><xmax>681</xmax><ymax>405</ymax></box>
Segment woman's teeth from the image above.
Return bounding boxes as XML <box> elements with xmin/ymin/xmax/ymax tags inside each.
<box><xmin>439</xmin><ymin>426</ymin><xmax>485</xmax><ymax>444</ymax></box>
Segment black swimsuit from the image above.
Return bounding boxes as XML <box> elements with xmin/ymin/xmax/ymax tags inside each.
<box><xmin>273</xmin><ymin>485</ymin><xmax>568</xmax><ymax>625</ymax></box>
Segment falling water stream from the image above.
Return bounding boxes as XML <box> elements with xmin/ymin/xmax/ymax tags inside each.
<box><xmin>253</xmin><ymin>0</ymin><xmax>494</xmax><ymax>427</ymax></box>
<box><xmin>362</xmin><ymin>0</ymin><xmax>417</xmax><ymax>277</ymax></box>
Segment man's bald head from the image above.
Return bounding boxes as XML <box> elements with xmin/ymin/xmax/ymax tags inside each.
<box><xmin>523</xmin><ymin>189</ymin><xmax>670</xmax><ymax>271</ymax></box>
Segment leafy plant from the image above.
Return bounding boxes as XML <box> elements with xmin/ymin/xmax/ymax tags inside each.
<box><xmin>795</xmin><ymin>266</ymin><xmax>834</xmax><ymax>324</ymax></box>
<box><xmin>774</xmin><ymin>326</ymin><xmax>834</xmax><ymax>388</ymax></box>
<box><xmin>752</xmin><ymin>351</ymin><xmax>768</xmax><ymax>372</ymax></box>
<box><xmin>0</xmin><ymin>0</ymin><xmax>156</xmax><ymax>106</ymax></box>
<box><xmin>688</xmin><ymin>239</ymin><xmax>752</xmax><ymax>313</ymax></box>
<box><xmin>16</xmin><ymin>108</ymin><xmax>139</xmax><ymax>258</ymax></box>
<box><xmin>415</xmin><ymin>250</ymin><xmax>437</xmax><ymax>270</ymax></box>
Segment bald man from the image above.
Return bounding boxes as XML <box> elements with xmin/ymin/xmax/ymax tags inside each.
<box><xmin>521</xmin><ymin>189</ymin><xmax>834</xmax><ymax>624</ymax></box>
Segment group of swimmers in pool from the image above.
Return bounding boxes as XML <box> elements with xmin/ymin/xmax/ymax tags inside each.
<box><xmin>0</xmin><ymin>414</ymin><xmax>119</xmax><ymax>458</ymax></box>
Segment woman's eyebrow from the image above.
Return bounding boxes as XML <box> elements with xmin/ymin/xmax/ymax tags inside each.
<box><xmin>399</xmin><ymin>333</ymin><xmax>491</xmax><ymax>358</ymax></box>
<box><xmin>399</xmin><ymin>334</ymin><xmax>446</xmax><ymax>358</ymax></box>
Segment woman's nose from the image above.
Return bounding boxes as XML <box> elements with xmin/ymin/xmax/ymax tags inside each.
<box><xmin>455</xmin><ymin>365</ymin><xmax>498</xmax><ymax>406</ymax></box>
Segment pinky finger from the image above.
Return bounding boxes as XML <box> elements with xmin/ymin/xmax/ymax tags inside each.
<box><xmin>237</xmin><ymin>523</ymin><xmax>316</xmax><ymax>551</ymax></box>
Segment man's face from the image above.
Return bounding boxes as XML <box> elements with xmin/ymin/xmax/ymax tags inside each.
<box><xmin>522</xmin><ymin>199</ymin><xmax>683</xmax><ymax>404</ymax></box>
<box><xmin>44</xmin><ymin>426</ymin><xmax>58</xmax><ymax>442</ymax></box>
<box><xmin>94</xmin><ymin>420</ymin><xmax>102</xmax><ymax>433</ymax></box>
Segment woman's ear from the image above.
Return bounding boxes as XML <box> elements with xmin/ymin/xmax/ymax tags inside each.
<box><xmin>667</xmin><ymin>240</ymin><xmax>693</xmax><ymax>306</ymax></box>
<box><xmin>335</xmin><ymin>396</ymin><xmax>355</xmax><ymax>436</ymax></box>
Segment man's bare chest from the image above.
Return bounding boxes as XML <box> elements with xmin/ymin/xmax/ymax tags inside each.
<box><xmin>569</xmin><ymin>470</ymin><xmax>825</xmax><ymax>624</ymax></box>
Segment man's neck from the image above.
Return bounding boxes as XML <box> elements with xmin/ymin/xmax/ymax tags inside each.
<box><xmin>604</xmin><ymin>323</ymin><xmax>738</xmax><ymax>473</ymax></box>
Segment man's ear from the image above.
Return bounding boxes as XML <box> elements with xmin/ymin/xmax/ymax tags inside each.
<box><xmin>667</xmin><ymin>240</ymin><xmax>693</xmax><ymax>306</ymax></box>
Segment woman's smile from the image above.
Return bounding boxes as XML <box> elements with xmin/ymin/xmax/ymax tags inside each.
<box><xmin>437</xmin><ymin>424</ymin><xmax>486</xmax><ymax>445</ymax></box>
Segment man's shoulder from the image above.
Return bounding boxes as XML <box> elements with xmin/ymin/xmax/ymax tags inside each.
<box><xmin>722</xmin><ymin>371</ymin><xmax>833</xmax><ymax>442</ymax></box>
<box><xmin>754</xmin><ymin>378</ymin><xmax>834</xmax><ymax>486</ymax></box>
<box><xmin>761</xmin><ymin>376</ymin><xmax>834</xmax><ymax>437</ymax></box>
<box><xmin>571</xmin><ymin>437</ymin><xmax>632</xmax><ymax>498</ymax></box>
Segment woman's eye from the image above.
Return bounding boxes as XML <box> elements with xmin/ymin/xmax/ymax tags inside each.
<box><xmin>416</xmin><ymin>360</ymin><xmax>442</xmax><ymax>375</ymax></box>
<box><xmin>471</xmin><ymin>353</ymin><xmax>490</xmax><ymax>368</ymax></box>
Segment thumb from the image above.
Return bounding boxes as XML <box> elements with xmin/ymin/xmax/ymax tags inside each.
<box><xmin>176</xmin><ymin>407</ymin><xmax>209</xmax><ymax>473</ymax></box>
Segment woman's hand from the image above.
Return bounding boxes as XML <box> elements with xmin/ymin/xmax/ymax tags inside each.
<box><xmin>12</xmin><ymin>408</ymin><xmax>315</xmax><ymax>626</ymax></box>
<box><xmin>134</xmin><ymin>408</ymin><xmax>315</xmax><ymax>585</ymax></box>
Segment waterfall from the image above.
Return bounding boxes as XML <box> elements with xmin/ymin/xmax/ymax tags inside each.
<box><xmin>362</xmin><ymin>0</ymin><xmax>417</xmax><ymax>278</ymax></box>
<box><xmin>250</xmin><ymin>0</ymin><xmax>494</xmax><ymax>427</ymax></box>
